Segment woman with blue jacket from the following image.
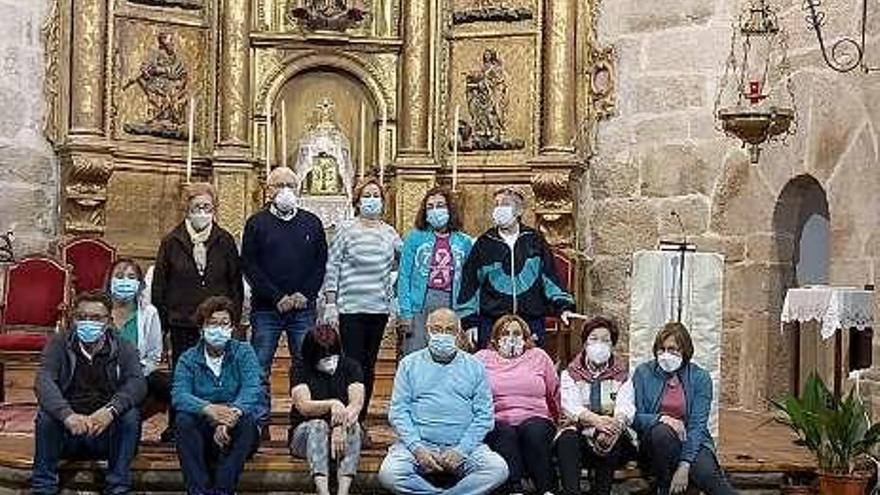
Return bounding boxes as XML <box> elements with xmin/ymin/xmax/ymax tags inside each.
<box><xmin>397</xmin><ymin>187</ymin><xmax>473</xmax><ymax>354</ymax></box>
<box><xmin>616</xmin><ymin>322</ymin><xmax>736</xmax><ymax>495</ymax></box>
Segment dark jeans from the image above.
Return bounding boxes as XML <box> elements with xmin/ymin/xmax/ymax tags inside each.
<box><xmin>32</xmin><ymin>408</ymin><xmax>141</xmax><ymax>495</ymax></box>
<box><xmin>339</xmin><ymin>313</ymin><xmax>389</xmax><ymax>422</ymax></box>
<box><xmin>484</xmin><ymin>417</ymin><xmax>556</xmax><ymax>493</ymax></box>
<box><xmin>556</xmin><ymin>428</ymin><xmax>636</xmax><ymax>495</ymax></box>
<box><xmin>250</xmin><ymin>307</ymin><xmax>316</xmax><ymax>372</ymax></box>
<box><xmin>175</xmin><ymin>411</ymin><xmax>260</xmax><ymax>495</ymax></box>
<box><xmin>478</xmin><ymin>316</ymin><xmax>546</xmax><ymax>350</ymax></box>
<box><xmin>641</xmin><ymin>424</ymin><xmax>737</xmax><ymax>495</ymax></box>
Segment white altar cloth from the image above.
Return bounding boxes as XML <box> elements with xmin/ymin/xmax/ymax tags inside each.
<box><xmin>780</xmin><ymin>287</ymin><xmax>873</xmax><ymax>340</ymax></box>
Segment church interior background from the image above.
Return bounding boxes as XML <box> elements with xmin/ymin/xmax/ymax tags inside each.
<box><xmin>1</xmin><ymin>0</ymin><xmax>880</xmax><ymax>490</ymax></box>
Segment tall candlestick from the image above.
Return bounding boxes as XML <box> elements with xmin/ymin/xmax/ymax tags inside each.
<box><xmin>358</xmin><ymin>102</ymin><xmax>366</xmax><ymax>181</ymax></box>
<box><xmin>379</xmin><ymin>107</ymin><xmax>387</xmax><ymax>186</ymax></box>
<box><xmin>186</xmin><ymin>96</ymin><xmax>195</xmax><ymax>184</ymax></box>
<box><xmin>265</xmin><ymin>102</ymin><xmax>272</xmax><ymax>177</ymax></box>
<box><xmin>452</xmin><ymin>104</ymin><xmax>460</xmax><ymax>192</ymax></box>
<box><xmin>281</xmin><ymin>101</ymin><xmax>287</xmax><ymax>168</ymax></box>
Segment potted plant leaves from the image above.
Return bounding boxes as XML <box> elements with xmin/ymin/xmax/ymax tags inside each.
<box><xmin>772</xmin><ymin>373</ymin><xmax>880</xmax><ymax>495</ymax></box>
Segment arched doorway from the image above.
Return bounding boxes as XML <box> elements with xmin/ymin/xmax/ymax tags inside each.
<box><xmin>772</xmin><ymin>175</ymin><xmax>831</xmax><ymax>395</ymax></box>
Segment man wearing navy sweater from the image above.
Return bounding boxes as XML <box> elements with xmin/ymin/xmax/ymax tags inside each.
<box><xmin>242</xmin><ymin>167</ymin><xmax>328</xmax><ymax>381</ymax></box>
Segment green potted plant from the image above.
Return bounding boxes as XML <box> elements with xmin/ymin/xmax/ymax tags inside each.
<box><xmin>772</xmin><ymin>373</ymin><xmax>880</xmax><ymax>495</ymax></box>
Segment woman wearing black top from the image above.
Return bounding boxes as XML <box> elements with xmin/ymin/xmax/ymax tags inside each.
<box><xmin>290</xmin><ymin>325</ymin><xmax>365</xmax><ymax>495</ymax></box>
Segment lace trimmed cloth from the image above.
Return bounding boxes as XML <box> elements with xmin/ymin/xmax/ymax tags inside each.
<box><xmin>781</xmin><ymin>287</ymin><xmax>874</xmax><ymax>340</ymax></box>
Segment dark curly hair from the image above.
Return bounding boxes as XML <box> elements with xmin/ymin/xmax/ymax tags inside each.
<box><xmin>414</xmin><ymin>186</ymin><xmax>462</xmax><ymax>231</ymax></box>
<box><xmin>581</xmin><ymin>316</ymin><xmax>619</xmax><ymax>345</ymax></box>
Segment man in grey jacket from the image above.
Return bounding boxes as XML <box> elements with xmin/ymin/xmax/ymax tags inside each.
<box><xmin>32</xmin><ymin>290</ymin><xmax>147</xmax><ymax>495</ymax></box>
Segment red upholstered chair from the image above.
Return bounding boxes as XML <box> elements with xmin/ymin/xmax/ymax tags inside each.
<box><xmin>545</xmin><ymin>249</ymin><xmax>576</xmax><ymax>364</ymax></box>
<box><xmin>61</xmin><ymin>237</ymin><xmax>116</xmax><ymax>294</ymax></box>
<box><xmin>0</xmin><ymin>256</ymin><xmax>70</xmax><ymax>402</ymax></box>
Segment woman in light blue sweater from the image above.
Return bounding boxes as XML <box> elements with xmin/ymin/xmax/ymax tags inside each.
<box><xmin>397</xmin><ymin>187</ymin><xmax>473</xmax><ymax>354</ymax></box>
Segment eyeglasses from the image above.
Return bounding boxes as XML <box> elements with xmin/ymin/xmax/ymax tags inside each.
<box><xmin>74</xmin><ymin>312</ymin><xmax>109</xmax><ymax>322</ymax></box>
<box><xmin>190</xmin><ymin>204</ymin><xmax>215</xmax><ymax>214</ymax></box>
<box><xmin>426</xmin><ymin>324</ymin><xmax>458</xmax><ymax>334</ymax></box>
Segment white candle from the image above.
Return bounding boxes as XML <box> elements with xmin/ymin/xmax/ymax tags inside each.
<box><xmin>359</xmin><ymin>102</ymin><xmax>366</xmax><ymax>181</ymax></box>
<box><xmin>452</xmin><ymin>104</ymin><xmax>460</xmax><ymax>192</ymax></box>
<box><xmin>379</xmin><ymin>107</ymin><xmax>387</xmax><ymax>186</ymax></box>
<box><xmin>265</xmin><ymin>102</ymin><xmax>272</xmax><ymax>177</ymax></box>
<box><xmin>186</xmin><ymin>96</ymin><xmax>195</xmax><ymax>184</ymax></box>
<box><xmin>281</xmin><ymin>101</ymin><xmax>287</xmax><ymax>168</ymax></box>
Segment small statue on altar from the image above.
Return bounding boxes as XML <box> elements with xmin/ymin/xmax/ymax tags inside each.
<box><xmin>459</xmin><ymin>48</ymin><xmax>524</xmax><ymax>151</ymax></box>
<box><xmin>288</xmin><ymin>0</ymin><xmax>367</xmax><ymax>31</ymax></box>
<box><xmin>305</xmin><ymin>153</ymin><xmax>343</xmax><ymax>195</ymax></box>
<box><xmin>123</xmin><ymin>32</ymin><xmax>190</xmax><ymax>140</ymax></box>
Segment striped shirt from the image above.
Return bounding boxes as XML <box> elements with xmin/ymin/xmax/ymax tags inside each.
<box><xmin>324</xmin><ymin>219</ymin><xmax>402</xmax><ymax>314</ymax></box>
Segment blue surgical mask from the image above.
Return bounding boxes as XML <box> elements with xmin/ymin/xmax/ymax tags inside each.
<box><xmin>76</xmin><ymin>320</ymin><xmax>106</xmax><ymax>344</ymax></box>
<box><xmin>426</xmin><ymin>208</ymin><xmax>450</xmax><ymax>230</ymax></box>
<box><xmin>428</xmin><ymin>333</ymin><xmax>457</xmax><ymax>360</ymax></box>
<box><xmin>204</xmin><ymin>325</ymin><xmax>233</xmax><ymax>349</ymax></box>
<box><xmin>359</xmin><ymin>197</ymin><xmax>383</xmax><ymax>218</ymax></box>
<box><xmin>110</xmin><ymin>278</ymin><xmax>140</xmax><ymax>301</ymax></box>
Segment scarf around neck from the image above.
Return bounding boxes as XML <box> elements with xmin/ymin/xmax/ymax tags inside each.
<box><xmin>566</xmin><ymin>349</ymin><xmax>628</xmax><ymax>384</ymax></box>
<box><xmin>185</xmin><ymin>219</ymin><xmax>212</xmax><ymax>276</ymax></box>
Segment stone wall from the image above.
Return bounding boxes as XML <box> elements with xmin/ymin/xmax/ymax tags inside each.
<box><xmin>587</xmin><ymin>0</ymin><xmax>880</xmax><ymax>411</ymax></box>
<box><xmin>0</xmin><ymin>0</ymin><xmax>56</xmax><ymax>257</ymax></box>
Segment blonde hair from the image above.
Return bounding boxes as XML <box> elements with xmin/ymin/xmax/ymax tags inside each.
<box><xmin>185</xmin><ymin>182</ymin><xmax>217</xmax><ymax>205</ymax></box>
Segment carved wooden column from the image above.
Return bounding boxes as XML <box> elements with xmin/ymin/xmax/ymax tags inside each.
<box><xmin>61</xmin><ymin>0</ymin><xmax>113</xmax><ymax>234</ymax></box>
<box><xmin>215</xmin><ymin>0</ymin><xmax>252</xmax><ymax>238</ymax></box>
<box><xmin>540</xmin><ymin>0</ymin><xmax>577</xmax><ymax>154</ymax></box>
<box><xmin>397</xmin><ymin>0</ymin><xmax>432</xmax><ymax>161</ymax></box>
<box><xmin>69</xmin><ymin>0</ymin><xmax>107</xmax><ymax>135</ymax></box>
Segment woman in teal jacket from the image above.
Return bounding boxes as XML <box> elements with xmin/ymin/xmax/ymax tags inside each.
<box><xmin>617</xmin><ymin>322</ymin><xmax>736</xmax><ymax>495</ymax></box>
<box><xmin>397</xmin><ymin>187</ymin><xmax>473</xmax><ymax>354</ymax></box>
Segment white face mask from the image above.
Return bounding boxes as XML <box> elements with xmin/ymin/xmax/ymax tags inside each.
<box><xmin>492</xmin><ymin>205</ymin><xmax>516</xmax><ymax>228</ymax></box>
<box><xmin>499</xmin><ymin>335</ymin><xmax>525</xmax><ymax>358</ymax></box>
<box><xmin>316</xmin><ymin>355</ymin><xmax>339</xmax><ymax>374</ymax></box>
<box><xmin>586</xmin><ymin>342</ymin><xmax>611</xmax><ymax>365</ymax></box>
<box><xmin>657</xmin><ymin>351</ymin><xmax>683</xmax><ymax>373</ymax></box>
<box><xmin>188</xmin><ymin>211</ymin><xmax>213</xmax><ymax>231</ymax></box>
<box><xmin>274</xmin><ymin>187</ymin><xmax>298</xmax><ymax>213</ymax></box>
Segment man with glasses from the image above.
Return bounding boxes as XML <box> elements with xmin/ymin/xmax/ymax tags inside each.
<box><xmin>32</xmin><ymin>291</ymin><xmax>146</xmax><ymax>494</ymax></box>
<box><xmin>378</xmin><ymin>308</ymin><xmax>508</xmax><ymax>495</ymax></box>
<box><xmin>241</xmin><ymin>166</ymin><xmax>328</xmax><ymax>391</ymax></box>
<box><xmin>152</xmin><ymin>181</ymin><xmax>243</xmax><ymax>441</ymax></box>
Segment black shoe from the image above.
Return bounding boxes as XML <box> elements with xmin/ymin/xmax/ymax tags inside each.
<box><xmin>159</xmin><ymin>427</ymin><xmax>174</xmax><ymax>443</ymax></box>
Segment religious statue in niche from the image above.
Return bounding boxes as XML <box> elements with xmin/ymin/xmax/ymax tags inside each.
<box><xmin>452</xmin><ymin>0</ymin><xmax>533</xmax><ymax>25</ymax></box>
<box><xmin>288</xmin><ymin>0</ymin><xmax>368</xmax><ymax>31</ymax></box>
<box><xmin>294</xmin><ymin>98</ymin><xmax>355</xmax><ymax>198</ymax></box>
<box><xmin>126</xmin><ymin>0</ymin><xmax>202</xmax><ymax>10</ymax></box>
<box><xmin>456</xmin><ymin>48</ymin><xmax>525</xmax><ymax>151</ymax></box>
<box><xmin>122</xmin><ymin>32</ymin><xmax>190</xmax><ymax>140</ymax></box>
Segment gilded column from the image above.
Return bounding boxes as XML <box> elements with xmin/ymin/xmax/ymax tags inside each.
<box><xmin>541</xmin><ymin>0</ymin><xmax>577</xmax><ymax>153</ymax></box>
<box><xmin>218</xmin><ymin>0</ymin><xmax>251</xmax><ymax>149</ymax></box>
<box><xmin>397</xmin><ymin>0</ymin><xmax>431</xmax><ymax>157</ymax></box>
<box><xmin>69</xmin><ymin>0</ymin><xmax>107</xmax><ymax>135</ymax></box>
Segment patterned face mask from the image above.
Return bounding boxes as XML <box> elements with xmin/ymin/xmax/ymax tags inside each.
<box><xmin>499</xmin><ymin>335</ymin><xmax>525</xmax><ymax>358</ymax></box>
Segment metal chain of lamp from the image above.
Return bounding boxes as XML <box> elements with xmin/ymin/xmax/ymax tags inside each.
<box><xmin>804</xmin><ymin>0</ymin><xmax>878</xmax><ymax>73</ymax></box>
<box><xmin>715</xmin><ymin>0</ymin><xmax>797</xmax><ymax>164</ymax></box>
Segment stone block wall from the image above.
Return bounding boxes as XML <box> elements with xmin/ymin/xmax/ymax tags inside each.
<box><xmin>0</xmin><ymin>0</ymin><xmax>56</xmax><ymax>257</ymax></box>
<box><xmin>588</xmin><ymin>0</ymin><xmax>880</xmax><ymax>411</ymax></box>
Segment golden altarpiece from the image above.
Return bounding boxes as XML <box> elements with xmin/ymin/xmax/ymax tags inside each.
<box><xmin>43</xmin><ymin>0</ymin><xmax>616</xmax><ymax>318</ymax></box>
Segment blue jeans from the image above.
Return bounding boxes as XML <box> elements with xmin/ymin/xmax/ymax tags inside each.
<box><xmin>175</xmin><ymin>411</ymin><xmax>260</xmax><ymax>495</ymax></box>
<box><xmin>478</xmin><ymin>316</ymin><xmax>546</xmax><ymax>349</ymax></box>
<box><xmin>32</xmin><ymin>408</ymin><xmax>141</xmax><ymax>495</ymax></box>
<box><xmin>250</xmin><ymin>307</ymin><xmax>316</xmax><ymax>373</ymax></box>
<box><xmin>378</xmin><ymin>442</ymin><xmax>508</xmax><ymax>495</ymax></box>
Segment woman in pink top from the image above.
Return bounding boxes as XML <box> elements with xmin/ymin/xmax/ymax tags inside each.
<box><xmin>476</xmin><ymin>314</ymin><xmax>560</xmax><ymax>495</ymax></box>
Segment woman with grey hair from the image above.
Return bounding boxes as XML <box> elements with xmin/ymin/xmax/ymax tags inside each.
<box><xmin>457</xmin><ymin>185</ymin><xmax>576</xmax><ymax>349</ymax></box>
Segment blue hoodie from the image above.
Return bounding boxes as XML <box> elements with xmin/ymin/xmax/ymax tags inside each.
<box><xmin>397</xmin><ymin>229</ymin><xmax>473</xmax><ymax>320</ymax></box>
<box><xmin>630</xmin><ymin>360</ymin><xmax>715</xmax><ymax>464</ymax></box>
<box><xmin>172</xmin><ymin>339</ymin><xmax>268</xmax><ymax>422</ymax></box>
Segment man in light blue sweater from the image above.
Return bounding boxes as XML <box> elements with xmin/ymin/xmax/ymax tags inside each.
<box><xmin>378</xmin><ymin>308</ymin><xmax>508</xmax><ymax>495</ymax></box>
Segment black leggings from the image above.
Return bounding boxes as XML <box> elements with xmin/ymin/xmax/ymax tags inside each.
<box><xmin>485</xmin><ymin>417</ymin><xmax>556</xmax><ymax>493</ymax></box>
<box><xmin>641</xmin><ymin>424</ymin><xmax>737</xmax><ymax>495</ymax></box>
<box><xmin>556</xmin><ymin>428</ymin><xmax>636</xmax><ymax>495</ymax></box>
<box><xmin>339</xmin><ymin>313</ymin><xmax>389</xmax><ymax>423</ymax></box>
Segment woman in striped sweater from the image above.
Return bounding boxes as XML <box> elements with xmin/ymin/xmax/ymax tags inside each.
<box><xmin>322</xmin><ymin>178</ymin><xmax>402</xmax><ymax>440</ymax></box>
